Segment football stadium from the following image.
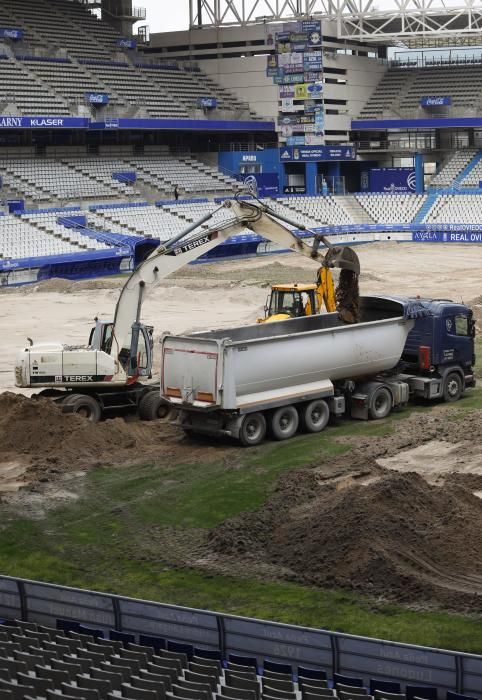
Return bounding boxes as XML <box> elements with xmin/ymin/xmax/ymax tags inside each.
<box><xmin>0</xmin><ymin>0</ymin><xmax>482</xmax><ymax>699</ymax></box>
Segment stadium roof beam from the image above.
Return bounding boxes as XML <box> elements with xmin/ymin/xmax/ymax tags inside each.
<box><xmin>189</xmin><ymin>0</ymin><xmax>482</xmax><ymax>47</ymax></box>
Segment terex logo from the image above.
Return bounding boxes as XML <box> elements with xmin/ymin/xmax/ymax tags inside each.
<box><xmin>63</xmin><ymin>375</ymin><xmax>94</xmax><ymax>382</ymax></box>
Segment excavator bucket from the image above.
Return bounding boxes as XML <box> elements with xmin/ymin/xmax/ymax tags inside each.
<box><xmin>323</xmin><ymin>245</ymin><xmax>360</xmax><ymax>276</ymax></box>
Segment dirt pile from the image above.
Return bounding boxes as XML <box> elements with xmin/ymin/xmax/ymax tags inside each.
<box><xmin>209</xmin><ymin>409</ymin><xmax>482</xmax><ymax>612</ymax></box>
<box><xmin>210</xmin><ymin>469</ymin><xmax>482</xmax><ymax>611</ymax></box>
<box><xmin>0</xmin><ymin>393</ymin><xmax>192</xmax><ymax>488</ymax></box>
<box><xmin>470</xmin><ymin>294</ymin><xmax>482</xmax><ymax>332</ymax></box>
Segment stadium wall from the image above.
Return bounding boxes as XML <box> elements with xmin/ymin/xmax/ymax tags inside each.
<box><xmin>0</xmin><ymin>574</ymin><xmax>481</xmax><ymax>695</ymax></box>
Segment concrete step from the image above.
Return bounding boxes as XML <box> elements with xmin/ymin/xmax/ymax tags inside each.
<box><xmin>336</xmin><ymin>195</ymin><xmax>375</xmax><ymax>224</ymax></box>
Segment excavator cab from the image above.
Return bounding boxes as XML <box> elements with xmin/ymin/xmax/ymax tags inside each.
<box><xmin>260</xmin><ymin>284</ymin><xmax>319</xmax><ymax>323</ymax></box>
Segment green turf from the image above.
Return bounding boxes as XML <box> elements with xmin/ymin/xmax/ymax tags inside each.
<box><xmin>0</xmin><ymin>339</ymin><xmax>480</xmax><ymax>652</ymax></box>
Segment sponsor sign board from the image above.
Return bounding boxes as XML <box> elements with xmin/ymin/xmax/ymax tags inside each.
<box><xmin>197</xmin><ymin>97</ymin><xmax>217</xmax><ymax>108</ymax></box>
<box><xmin>420</xmin><ymin>96</ymin><xmax>451</xmax><ymax>107</ymax></box>
<box><xmin>0</xmin><ymin>27</ymin><xmax>23</xmax><ymax>40</ymax></box>
<box><xmin>85</xmin><ymin>92</ymin><xmax>109</xmax><ymax>105</ymax></box>
<box><xmin>280</xmin><ymin>145</ymin><xmax>355</xmax><ymax>161</ymax></box>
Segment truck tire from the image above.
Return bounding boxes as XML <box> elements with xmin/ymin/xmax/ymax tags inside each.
<box><xmin>300</xmin><ymin>399</ymin><xmax>330</xmax><ymax>433</ymax></box>
<box><xmin>239</xmin><ymin>412</ymin><xmax>266</xmax><ymax>447</ymax></box>
<box><xmin>138</xmin><ymin>391</ymin><xmax>169</xmax><ymax>421</ymax></box>
<box><xmin>62</xmin><ymin>394</ymin><xmax>102</xmax><ymax>423</ymax></box>
<box><xmin>270</xmin><ymin>405</ymin><xmax>299</xmax><ymax>441</ymax></box>
<box><xmin>443</xmin><ymin>372</ymin><xmax>463</xmax><ymax>402</ymax></box>
<box><xmin>368</xmin><ymin>386</ymin><xmax>392</xmax><ymax>420</ymax></box>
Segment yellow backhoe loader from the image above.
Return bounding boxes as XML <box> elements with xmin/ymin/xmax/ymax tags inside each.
<box><xmin>258</xmin><ymin>266</ymin><xmax>336</xmax><ymax>323</ymax></box>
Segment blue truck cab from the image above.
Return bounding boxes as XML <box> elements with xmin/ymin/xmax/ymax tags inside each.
<box><xmin>401</xmin><ymin>298</ymin><xmax>476</xmax><ymax>402</ymax></box>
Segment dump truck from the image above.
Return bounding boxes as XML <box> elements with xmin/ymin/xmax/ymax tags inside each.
<box><xmin>160</xmin><ymin>296</ymin><xmax>476</xmax><ymax>445</ymax></box>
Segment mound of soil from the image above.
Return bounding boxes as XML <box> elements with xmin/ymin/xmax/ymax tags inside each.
<box><xmin>0</xmin><ymin>392</ymin><xmax>194</xmax><ymax>487</ymax></box>
<box><xmin>209</xmin><ymin>410</ymin><xmax>482</xmax><ymax>612</ymax></box>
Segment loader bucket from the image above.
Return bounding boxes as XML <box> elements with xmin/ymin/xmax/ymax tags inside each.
<box><xmin>323</xmin><ymin>245</ymin><xmax>360</xmax><ymax>276</ymax></box>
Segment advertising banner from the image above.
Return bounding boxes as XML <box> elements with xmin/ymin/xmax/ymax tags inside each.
<box><xmin>303</xmin><ymin>52</ymin><xmax>323</xmax><ymax>70</ymax></box>
<box><xmin>301</xmin><ymin>20</ymin><xmax>321</xmax><ymax>32</ymax></box>
<box><xmin>304</xmin><ymin>134</ymin><xmax>324</xmax><ymax>145</ymax></box>
<box><xmin>281</xmin><ymin>98</ymin><xmax>295</xmax><ymax>112</ymax></box>
<box><xmin>280</xmin><ymin>145</ymin><xmax>355</xmax><ymax>161</ymax></box>
<box><xmin>0</xmin><ymin>116</ymin><xmax>89</xmax><ymax>129</ymax></box>
<box><xmin>278</xmin><ymin>114</ymin><xmax>315</xmax><ymax>125</ymax></box>
<box><xmin>287</xmin><ymin>136</ymin><xmax>305</xmax><ymax>145</ymax></box>
<box><xmin>284</xmin><ymin>185</ymin><xmax>306</xmax><ymax>194</ymax></box>
<box><xmin>85</xmin><ymin>92</ymin><xmax>109</xmax><ymax>105</ymax></box>
<box><xmin>293</xmin><ymin>82</ymin><xmax>323</xmax><ymax>99</ymax></box>
<box><xmin>314</xmin><ymin>106</ymin><xmax>325</xmax><ymax>134</ymax></box>
<box><xmin>197</xmin><ymin>97</ymin><xmax>217</xmax><ymax>108</ymax></box>
<box><xmin>420</xmin><ymin>96</ymin><xmax>451</xmax><ymax>107</ymax></box>
<box><xmin>304</xmin><ymin>71</ymin><xmax>322</xmax><ymax>82</ymax></box>
<box><xmin>368</xmin><ymin>167</ymin><xmax>416</xmax><ymax>192</ymax></box>
<box><xmin>278</xmin><ymin>52</ymin><xmax>303</xmax><ymax>67</ymax></box>
<box><xmin>239</xmin><ymin>173</ymin><xmax>279</xmax><ymax>197</ymax></box>
<box><xmin>279</xmin><ymin>85</ymin><xmax>295</xmax><ymax>98</ymax></box>
<box><xmin>274</xmin><ymin>73</ymin><xmax>304</xmax><ymax>84</ymax></box>
<box><xmin>118</xmin><ymin>38</ymin><xmax>136</xmax><ymax>49</ymax></box>
<box><xmin>0</xmin><ymin>27</ymin><xmax>24</xmax><ymax>40</ymax></box>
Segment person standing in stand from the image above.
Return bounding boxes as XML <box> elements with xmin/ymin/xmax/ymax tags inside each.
<box><xmin>174</xmin><ymin>185</ymin><xmax>179</xmax><ymax>200</ymax></box>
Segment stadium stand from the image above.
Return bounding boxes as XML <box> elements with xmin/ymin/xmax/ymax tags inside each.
<box><xmin>0</xmin><ymin>619</ymin><xmax>476</xmax><ymax>700</ymax></box>
<box><xmin>430</xmin><ymin>150</ymin><xmax>478</xmax><ymax>188</ymax></box>
<box><xmin>422</xmin><ymin>193</ymin><xmax>482</xmax><ymax>223</ymax></box>
<box><xmin>358</xmin><ymin>65</ymin><xmax>482</xmax><ymax>119</ymax></box>
<box><xmin>354</xmin><ymin>194</ymin><xmax>426</xmax><ymax>223</ymax></box>
<box><xmin>270</xmin><ymin>196</ymin><xmax>353</xmax><ymax>226</ymax></box>
<box><xmin>0</xmin><ymin>0</ymin><xmax>258</xmax><ymax>120</ymax></box>
<box><xmin>0</xmin><ymin>153</ymin><xmax>238</xmax><ymax>203</ymax></box>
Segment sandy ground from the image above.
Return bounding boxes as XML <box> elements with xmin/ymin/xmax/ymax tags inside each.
<box><xmin>0</xmin><ymin>242</ymin><xmax>481</xmax><ymax>394</ymax></box>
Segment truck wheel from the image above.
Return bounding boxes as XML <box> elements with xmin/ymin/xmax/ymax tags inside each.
<box><xmin>62</xmin><ymin>394</ymin><xmax>101</xmax><ymax>423</ymax></box>
<box><xmin>138</xmin><ymin>391</ymin><xmax>169</xmax><ymax>420</ymax></box>
<box><xmin>300</xmin><ymin>399</ymin><xmax>330</xmax><ymax>433</ymax></box>
<box><xmin>368</xmin><ymin>386</ymin><xmax>392</xmax><ymax>420</ymax></box>
<box><xmin>443</xmin><ymin>372</ymin><xmax>463</xmax><ymax>402</ymax></box>
<box><xmin>270</xmin><ymin>405</ymin><xmax>299</xmax><ymax>440</ymax></box>
<box><xmin>239</xmin><ymin>412</ymin><xmax>266</xmax><ymax>447</ymax></box>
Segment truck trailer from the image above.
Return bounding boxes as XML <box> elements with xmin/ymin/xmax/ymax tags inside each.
<box><xmin>160</xmin><ymin>295</ymin><xmax>475</xmax><ymax>445</ymax></box>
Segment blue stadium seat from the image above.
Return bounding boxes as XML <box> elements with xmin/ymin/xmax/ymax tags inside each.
<box><xmin>447</xmin><ymin>693</ymin><xmax>479</xmax><ymax>700</ymax></box>
<box><xmin>56</xmin><ymin>619</ymin><xmax>81</xmax><ymax>633</ymax></box>
<box><xmin>109</xmin><ymin>630</ymin><xmax>136</xmax><ymax>645</ymax></box>
<box><xmin>334</xmin><ymin>675</ymin><xmax>364</xmax><ymax>688</ymax></box>
<box><xmin>194</xmin><ymin>648</ymin><xmax>223</xmax><ymax>661</ymax></box>
<box><xmin>139</xmin><ymin>634</ymin><xmax>166</xmax><ymax>652</ymax></box>
<box><xmin>370</xmin><ymin>680</ymin><xmax>402</xmax><ymax>695</ymax></box>
<box><xmin>78</xmin><ymin>625</ymin><xmax>104</xmax><ymax>639</ymax></box>
<box><xmin>167</xmin><ymin>640</ymin><xmax>194</xmax><ymax>659</ymax></box>
<box><xmin>298</xmin><ymin>667</ymin><xmax>328</xmax><ymax>681</ymax></box>
<box><xmin>229</xmin><ymin>654</ymin><xmax>258</xmax><ymax>669</ymax></box>
<box><xmin>264</xmin><ymin>660</ymin><xmax>293</xmax><ymax>676</ymax></box>
<box><xmin>406</xmin><ymin>686</ymin><xmax>438</xmax><ymax>700</ymax></box>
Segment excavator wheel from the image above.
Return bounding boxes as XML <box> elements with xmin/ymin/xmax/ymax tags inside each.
<box><xmin>138</xmin><ymin>391</ymin><xmax>170</xmax><ymax>421</ymax></box>
<box><xmin>62</xmin><ymin>394</ymin><xmax>102</xmax><ymax>423</ymax></box>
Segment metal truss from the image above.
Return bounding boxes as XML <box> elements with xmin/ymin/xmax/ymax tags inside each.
<box><xmin>189</xmin><ymin>0</ymin><xmax>482</xmax><ymax>47</ymax></box>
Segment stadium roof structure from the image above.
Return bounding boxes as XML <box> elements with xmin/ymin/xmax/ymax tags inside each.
<box><xmin>189</xmin><ymin>0</ymin><xmax>482</xmax><ymax>48</ymax></box>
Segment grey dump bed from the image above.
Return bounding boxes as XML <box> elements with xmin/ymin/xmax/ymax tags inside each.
<box><xmin>160</xmin><ymin>296</ymin><xmax>419</xmax><ymax>412</ymax></box>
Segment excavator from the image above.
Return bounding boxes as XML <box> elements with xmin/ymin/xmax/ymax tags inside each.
<box><xmin>258</xmin><ymin>266</ymin><xmax>336</xmax><ymax>323</ymax></box>
<box><xmin>15</xmin><ymin>197</ymin><xmax>360</xmax><ymax>422</ymax></box>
